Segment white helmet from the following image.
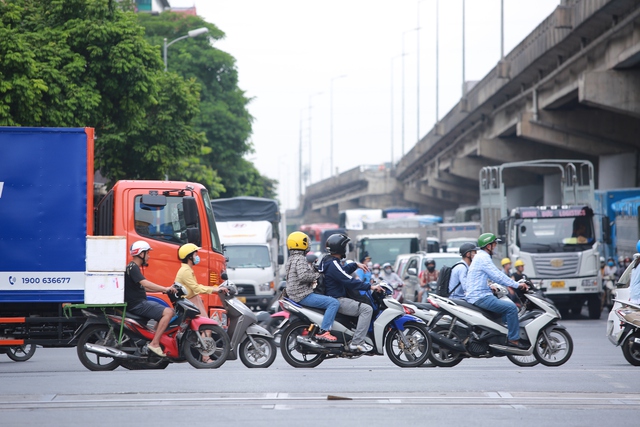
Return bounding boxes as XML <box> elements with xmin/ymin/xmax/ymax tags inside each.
<box><xmin>130</xmin><ymin>240</ymin><xmax>152</xmax><ymax>257</ymax></box>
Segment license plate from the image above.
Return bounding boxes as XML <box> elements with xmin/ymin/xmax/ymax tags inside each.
<box><xmin>237</xmin><ymin>296</ymin><xmax>246</xmax><ymax>303</ymax></box>
<box><xmin>551</xmin><ymin>281</ymin><xmax>565</xmax><ymax>288</ymax></box>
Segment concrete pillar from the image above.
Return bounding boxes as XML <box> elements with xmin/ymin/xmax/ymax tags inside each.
<box><xmin>544</xmin><ymin>174</ymin><xmax>562</xmax><ymax>206</ymax></box>
<box><xmin>599</xmin><ymin>153</ymin><xmax>638</xmax><ymax>189</ymax></box>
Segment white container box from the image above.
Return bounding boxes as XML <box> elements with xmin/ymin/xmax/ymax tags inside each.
<box><xmin>86</xmin><ymin>236</ymin><xmax>127</xmax><ymax>272</ymax></box>
<box><xmin>84</xmin><ymin>273</ymin><xmax>125</xmax><ymax>304</ymax></box>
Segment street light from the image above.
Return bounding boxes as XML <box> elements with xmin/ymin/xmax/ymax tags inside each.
<box><xmin>402</xmin><ymin>28</ymin><xmax>418</xmax><ymax>156</ymax></box>
<box><xmin>308</xmin><ymin>92</ymin><xmax>323</xmax><ymax>185</ymax></box>
<box><xmin>417</xmin><ymin>0</ymin><xmax>428</xmax><ymax>142</ymax></box>
<box><xmin>163</xmin><ymin>27</ymin><xmax>209</xmax><ymax>72</ymax></box>
<box><xmin>330</xmin><ymin>75</ymin><xmax>346</xmax><ymax>178</ymax></box>
<box><xmin>390</xmin><ymin>54</ymin><xmax>406</xmax><ymax>166</ymax></box>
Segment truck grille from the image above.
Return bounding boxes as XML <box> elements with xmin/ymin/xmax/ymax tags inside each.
<box><xmin>532</xmin><ymin>253</ymin><xmax>580</xmax><ymax>277</ymax></box>
<box><xmin>235</xmin><ymin>286</ymin><xmax>256</xmax><ymax>296</ymax></box>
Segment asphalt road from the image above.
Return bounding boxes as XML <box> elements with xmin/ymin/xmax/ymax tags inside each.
<box><xmin>1</xmin><ymin>312</ymin><xmax>639</xmax><ymax>427</ymax></box>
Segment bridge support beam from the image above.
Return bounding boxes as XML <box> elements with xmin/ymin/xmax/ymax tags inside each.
<box><xmin>579</xmin><ymin>70</ymin><xmax>640</xmax><ymax>118</ymax></box>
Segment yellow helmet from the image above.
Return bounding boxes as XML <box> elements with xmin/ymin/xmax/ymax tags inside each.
<box><xmin>287</xmin><ymin>231</ymin><xmax>309</xmax><ymax>251</ymax></box>
<box><xmin>178</xmin><ymin>243</ymin><xmax>201</xmax><ymax>260</ymax></box>
<box><xmin>501</xmin><ymin>258</ymin><xmax>511</xmax><ymax>266</ymax></box>
<box><xmin>514</xmin><ymin>259</ymin><xmax>525</xmax><ymax>267</ymax></box>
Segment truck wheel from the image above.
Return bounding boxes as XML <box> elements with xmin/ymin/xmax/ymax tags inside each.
<box><xmin>587</xmin><ymin>294</ymin><xmax>602</xmax><ymax>319</ymax></box>
<box><xmin>7</xmin><ymin>344</ymin><xmax>36</xmax><ymax>362</ymax></box>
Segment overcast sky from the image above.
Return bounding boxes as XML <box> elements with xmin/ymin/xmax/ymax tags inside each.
<box><xmin>170</xmin><ymin>0</ymin><xmax>561</xmax><ymax>209</ymax></box>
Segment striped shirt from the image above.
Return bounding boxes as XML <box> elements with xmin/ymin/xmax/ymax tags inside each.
<box><xmin>465</xmin><ymin>250</ymin><xmax>519</xmax><ymax>304</ymax></box>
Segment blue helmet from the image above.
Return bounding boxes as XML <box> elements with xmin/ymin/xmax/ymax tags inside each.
<box><xmin>636</xmin><ymin>239</ymin><xmax>640</xmax><ymax>254</ymax></box>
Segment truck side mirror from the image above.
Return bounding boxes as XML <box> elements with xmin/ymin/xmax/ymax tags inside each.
<box><xmin>186</xmin><ymin>228</ymin><xmax>201</xmax><ymax>246</ymax></box>
<box><xmin>498</xmin><ymin>219</ymin><xmax>506</xmax><ymax>240</ymax></box>
<box><xmin>602</xmin><ymin>216</ymin><xmax>611</xmax><ymax>244</ymax></box>
<box><xmin>348</xmin><ymin>243</ymin><xmax>354</xmax><ymax>253</ymax></box>
<box><xmin>183</xmin><ymin>196</ymin><xmax>198</xmax><ymax>227</ymax></box>
<box><xmin>278</xmin><ymin>254</ymin><xmax>284</xmax><ymax>265</ymax></box>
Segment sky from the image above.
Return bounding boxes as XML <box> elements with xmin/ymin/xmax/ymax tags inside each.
<box><xmin>170</xmin><ymin>0</ymin><xmax>561</xmax><ymax>210</ymax></box>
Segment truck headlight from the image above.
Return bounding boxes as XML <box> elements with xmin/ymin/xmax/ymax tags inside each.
<box><xmin>259</xmin><ymin>282</ymin><xmax>272</xmax><ymax>292</ymax></box>
<box><xmin>581</xmin><ymin>279</ymin><xmax>598</xmax><ymax>289</ymax></box>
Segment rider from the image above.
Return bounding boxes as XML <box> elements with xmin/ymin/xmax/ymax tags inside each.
<box><xmin>370</xmin><ymin>263</ymin><xmax>382</xmax><ymax>283</ymax></box>
<box><xmin>319</xmin><ymin>234</ymin><xmax>383</xmax><ymax>352</ymax></box>
<box><xmin>418</xmin><ymin>258</ymin><xmax>438</xmax><ymax>302</ymax></box>
<box><xmin>285</xmin><ymin>231</ymin><xmax>340</xmax><ymax>342</ymax></box>
<box><xmin>124</xmin><ymin>240</ymin><xmax>176</xmax><ymax>357</ymax></box>
<box><xmin>511</xmin><ymin>260</ymin><xmax>527</xmax><ymax>282</ymax></box>
<box><xmin>448</xmin><ymin>242</ymin><xmax>477</xmax><ymax>300</ymax></box>
<box><xmin>380</xmin><ymin>263</ymin><xmax>403</xmax><ymax>288</ymax></box>
<box><xmin>465</xmin><ymin>233</ymin><xmax>529</xmax><ymax>348</ymax></box>
<box><xmin>604</xmin><ymin>257</ymin><xmax>618</xmax><ymax>279</ymax></box>
<box><xmin>501</xmin><ymin>258</ymin><xmax>512</xmax><ymax>277</ymax></box>
<box><xmin>629</xmin><ymin>240</ymin><xmax>640</xmax><ymax>304</ymax></box>
<box><xmin>175</xmin><ymin>243</ymin><xmax>228</xmax><ymax>317</ymax></box>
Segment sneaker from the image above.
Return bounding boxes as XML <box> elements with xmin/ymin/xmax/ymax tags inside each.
<box><xmin>315</xmin><ymin>331</ymin><xmax>337</xmax><ymax>342</ymax></box>
<box><xmin>348</xmin><ymin>342</ymin><xmax>373</xmax><ymax>353</ymax></box>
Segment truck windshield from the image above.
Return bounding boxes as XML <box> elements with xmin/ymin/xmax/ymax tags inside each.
<box><xmin>201</xmin><ymin>189</ymin><xmax>222</xmax><ymax>253</ymax></box>
<box><xmin>225</xmin><ymin>245</ymin><xmax>271</xmax><ymax>268</ymax></box>
<box><xmin>361</xmin><ymin>238</ymin><xmax>417</xmax><ymax>265</ymax></box>
<box><xmin>517</xmin><ymin>216</ymin><xmax>595</xmax><ymax>253</ymax></box>
<box><xmin>135</xmin><ymin>196</ymin><xmax>191</xmax><ymax>245</ymax></box>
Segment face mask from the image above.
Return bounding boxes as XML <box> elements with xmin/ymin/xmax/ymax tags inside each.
<box><xmin>427</xmin><ymin>266</ymin><xmax>435</xmax><ymax>272</ymax></box>
<box><xmin>607</xmin><ymin>261</ymin><xmax>614</xmax><ymax>267</ymax></box>
<box><xmin>373</xmin><ymin>269</ymin><xmax>380</xmax><ymax>275</ymax></box>
<box><xmin>193</xmin><ymin>255</ymin><xmax>201</xmax><ymax>265</ymax></box>
<box><xmin>384</xmin><ymin>268</ymin><xmax>392</xmax><ymax>274</ymax></box>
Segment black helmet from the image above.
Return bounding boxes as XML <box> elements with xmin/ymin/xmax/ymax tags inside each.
<box><xmin>459</xmin><ymin>242</ymin><xmax>477</xmax><ymax>257</ymax></box>
<box><xmin>326</xmin><ymin>233</ymin><xmax>350</xmax><ymax>259</ymax></box>
<box><xmin>306</xmin><ymin>253</ymin><xmax>318</xmax><ymax>264</ymax></box>
<box><xmin>425</xmin><ymin>258</ymin><xmax>435</xmax><ymax>266</ymax></box>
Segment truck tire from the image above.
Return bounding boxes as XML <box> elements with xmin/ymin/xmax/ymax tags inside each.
<box><xmin>587</xmin><ymin>294</ymin><xmax>602</xmax><ymax>319</ymax></box>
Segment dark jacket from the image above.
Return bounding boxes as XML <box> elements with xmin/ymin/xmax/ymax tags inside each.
<box><xmin>319</xmin><ymin>256</ymin><xmax>371</xmax><ymax>298</ymax></box>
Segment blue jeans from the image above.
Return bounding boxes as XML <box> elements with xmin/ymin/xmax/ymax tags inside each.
<box><xmin>299</xmin><ymin>293</ymin><xmax>340</xmax><ymax>331</ymax></box>
<box><xmin>473</xmin><ymin>294</ymin><xmax>520</xmax><ymax>341</ymax></box>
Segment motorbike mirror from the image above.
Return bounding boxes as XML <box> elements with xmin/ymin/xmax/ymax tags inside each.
<box><xmin>221</xmin><ymin>272</ymin><xmax>228</xmax><ymax>281</ymax></box>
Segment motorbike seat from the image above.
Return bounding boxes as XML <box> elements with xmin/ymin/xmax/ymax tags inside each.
<box><xmin>451</xmin><ymin>299</ymin><xmax>503</xmax><ymax>322</ymax></box>
<box><xmin>412</xmin><ymin>302</ymin><xmax>436</xmax><ymax>311</ymax></box>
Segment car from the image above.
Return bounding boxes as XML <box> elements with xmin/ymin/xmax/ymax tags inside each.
<box><xmin>444</xmin><ymin>237</ymin><xmax>476</xmax><ymax>254</ymax></box>
<box><xmin>395</xmin><ymin>252</ymin><xmax>462</xmax><ymax>302</ymax></box>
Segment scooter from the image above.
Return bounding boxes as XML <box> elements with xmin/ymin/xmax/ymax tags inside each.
<box><xmin>221</xmin><ymin>281</ymin><xmax>277</xmax><ymax>368</ymax></box>
<box><xmin>425</xmin><ymin>281</ymin><xmax>573</xmax><ymax>368</ymax></box>
<box><xmin>75</xmin><ymin>283</ymin><xmax>230</xmax><ymax>371</ymax></box>
<box><xmin>610</xmin><ymin>299</ymin><xmax>640</xmax><ymax>366</ymax></box>
<box><xmin>603</xmin><ymin>275</ymin><xmax>617</xmax><ymax>311</ymax></box>
<box><xmin>257</xmin><ymin>281</ymin><xmax>290</xmax><ymax>347</ymax></box>
<box><xmin>278</xmin><ymin>283</ymin><xmax>432</xmax><ymax>368</ymax></box>
<box><xmin>0</xmin><ymin>344</ymin><xmax>36</xmax><ymax>362</ymax></box>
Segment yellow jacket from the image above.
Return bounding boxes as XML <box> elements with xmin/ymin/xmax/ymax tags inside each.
<box><xmin>175</xmin><ymin>263</ymin><xmax>213</xmax><ymax>299</ymax></box>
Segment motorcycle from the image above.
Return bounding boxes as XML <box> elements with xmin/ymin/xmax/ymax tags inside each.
<box><xmin>75</xmin><ymin>283</ymin><xmax>230</xmax><ymax>371</ymax></box>
<box><xmin>0</xmin><ymin>344</ymin><xmax>36</xmax><ymax>362</ymax></box>
<box><xmin>221</xmin><ymin>281</ymin><xmax>277</xmax><ymax>368</ymax></box>
<box><xmin>603</xmin><ymin>275</ymin><xmax>616</xmax><ymax>311</ymax></box>
<box><xmin>425</xmin><ymin>281</ymin><xmax>573</xmax><ymax>368</ymax></box>
<box><xmin>610</xmin><ymin>299</ymin><xmax>640</xmax><ymax>366</ymax></box>
<box><xmin>257</xmin><ymin>281</ymin><xmax>290</xmax><ymax>347</ymax></box>
<box><xmin>278</xmin><ymin>283</ymin><xmax>432</xmax><ymax>368</ymax></box>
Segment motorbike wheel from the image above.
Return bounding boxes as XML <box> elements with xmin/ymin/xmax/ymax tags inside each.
<box><xmin>259</xmin><ymin>315</ymin><xmax>287</xmax><ymax>347</ymax></box>
<box><xmin>621</xmin><ymin>331</ymin><xmax>640</xmax><ymax>366</ymax></box>
<box><xmin>120</xmin><ymin>359</ymin><xmax>170</xmax><ymax>370</ymax></box>
<box><xmin>280</xmin><ymin>321</ymin><xmax>325</xmax><ymax>368</ymax></box>
<box><xmin>7</xmin><ymin>344</ymin><xmax>36</xmax><ymax>362</ymax></box>
<box><xmin>183</xmin><ymin>324</ymin><xmax>230</xmax><ymax>369</ymax></box>
<box><xmin>385</xmin><ymin>322</ymin><xmax>431</xmax><ymax>368</ymax></box>
<box><xmin>239</xmin><ymin>336</ymin><xmax>277</xmax><ymax>368</ymax></box>
<box><xmin>76</xmin><ymin>325</ymin><xmax>121</xmax><ymax>371</ymax></box>
<box><xmin>427</xmin><ymin>327</ymin><xmax>463</xmax><ymax>368</ymax></box>
<box><xmin>507</xmin><ymin>354</ymin><xmax>539</xmax><ymax>367</ymax></box>
<box><xmin>533</xmin><ymin>327</ymin><xmax>573</xmax><ymax>367</ymax></box>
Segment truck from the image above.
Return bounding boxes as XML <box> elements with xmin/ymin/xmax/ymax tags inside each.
<box><xmin>300</xmin><ymin>223</ymin><xmax>344</xmax><ymax>254</ymax></box>
<box><xmin>211</xmin><ymin>197</ymin><xmax>284</xmax><ymax>311</ymax></box>
<box><xmin>339</xmin><ymin>208</ymin><xmax>383</xmax><ymax>230</ymax></box>
<box><xmin>354</xmin><ymin>233</ymin><xmax>421</xmax><ymax>266</ymax></box>
<box><xmin>438</xmin><ymin>222</ymin><xmax>483</xmax><ymax>253</ymax></box>
<box><xmin>0</xmin><ymin>127</ymin><xmax>227</xmax><ymax>349</ymax></box>
<box><xmin>594</xmin><ymin>188</ymin><xmax>640</xmax><ymax>259</ymax></box>
<box><xmin>480</xmin><ymin>159</ymin><xmax>602</xmax><ymax>319</ymax></box>
<box><xmin>610</xmin><ymin>196</ymin><xmax>640</xmax><ymax>257</ymax></box>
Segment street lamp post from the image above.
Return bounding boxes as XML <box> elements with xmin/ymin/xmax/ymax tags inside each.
<box><xmin>402</xmin><ymin>28</ymin><xmax>418</xmax><ymax>157</ymax></box>
<box><xmin>330</xmin><ymin>75</ymin><xmax>346</xmax><ymax>178</ymax></box>
<box><xmin>390</xmin><ymin>54</ymin><xmax>406</xmax><ymax>166</ymax></box>
<box><xmin>417</xmin><ymin>0</ymin><xmax>428</xmax><ymax>142</ymax></box>
<box><xmin>308</xmin><ymin>92</ymin><xmax>323</xmax><ymax>185</ymax></box>
<box><xmin>163</xmin><ymin>27</ymin><xmax>209</xmax><ymax>72</ymax></box>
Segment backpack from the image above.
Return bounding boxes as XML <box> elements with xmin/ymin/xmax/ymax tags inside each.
<box><xmin>435</xmin><ymin>261</ymin><xmax>465</xmax><ymax>297</ymax></box>
<box><xmin>313</xmin><ymin>255</ymin><xmax>329</xmax><ymax>295</ymax></box>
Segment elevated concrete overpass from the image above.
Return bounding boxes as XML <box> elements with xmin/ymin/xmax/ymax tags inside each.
<box><xmin>289</xmin><ymin>0</ymin><xmax>640</xmax><ymax>226</ymax></box>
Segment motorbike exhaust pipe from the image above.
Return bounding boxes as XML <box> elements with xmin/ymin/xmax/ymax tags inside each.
<box><xmin>84</xmin><ymin>343</ymin><xmax>143</xmax><ymax>360</ymax></box>
<box><xmin>296</xmin><ymin>335</ymin><xmax>325</xmax><ymax>350</ymax></box>
<box><xmin>429</xmin><ymin>331</ymin><xmax>466</xmax><ymax>353</ymax></box>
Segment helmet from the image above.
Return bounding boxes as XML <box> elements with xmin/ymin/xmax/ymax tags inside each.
<box><xmin>501</xmin><ymin>258</ymin><xmax>511</xmax><ymax>266</ymax></box>
<box><xmin>306</xmin><ymin>253</ymin><xmax>318</xmax><ymax>264</ymax></box>
<box><xmin>178</xmin><ymin>243</ymin><xmax>201</xmax><ymax>260</ymax></box>
<box><xmin>326</xmin><ymin>234</ymin><xmax>350</xmax><ymax>258</ymax></box>
<box><xmin>514</xmin><ymin>259</ymin><xmax>525</xmax><ymax>267</ymax></box>
<box><xmin>287</xmin><ymin>231</ymin><xmax>309</xmax><ymax>251</ymax></box>
<box><xmin>373</xmin><ymin>263</ymin><xmax>381</xmax><ymax>269</ymax></box>
<box><xmin>637</xmin><ymin>239</ymin><xmax>640</xmax><ymax>254</ymax></box>
<box><xmin>459</xmin><ymin>242</ymin><xmax>476</xmax><ymax>257</ymax></box>
<box><xmin>130</xmin><ymin>240</ymin><xmax>151</xmax><ymax>257</ymax></box>
<box><xmin>382</xmin><ymin>262</ymin><xmax>392</xmax><ymax>269</ymax></box>
<box><xmin>478</xmin><ymin>233</ymin><xmax>501</xmax><ymax>248</ymax></box>
<box><xmin>425</xmin><ymin>258</ymin><xmax>435</xmax><ymax>266</ymax></box>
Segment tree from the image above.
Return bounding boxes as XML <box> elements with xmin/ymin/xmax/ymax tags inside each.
<box><xmin>0</xmin><ymin>0</ymin><xmax>204</xmax><ymax>185</ymax></box>
<box><xmin>137</xmin><ymin>11</ymin><xmax>278</xmax><ymax>199</ymax></box>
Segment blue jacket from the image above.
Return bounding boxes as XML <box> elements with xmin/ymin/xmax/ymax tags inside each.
<box><xmin>319</xmin><ymin>256</ymin><xmax>372</xmax><ymax>298</ymax></box>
